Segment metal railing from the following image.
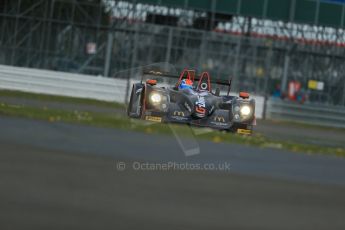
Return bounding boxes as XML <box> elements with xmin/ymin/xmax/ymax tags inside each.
<box><xmin>0</xmin><ymin>64</ymin><xmax>130</xmax><ymax>102</ymax></box>
<box><xmin>266</xmin><ymin>99</ymin><xmax>345</xmax><ymax>128</ymax></box>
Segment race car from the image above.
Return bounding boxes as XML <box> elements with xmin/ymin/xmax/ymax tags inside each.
<box><xmin>127</xmin><ymin>69</ymin><xmax>255</xmax><ymax>134</ymax></box>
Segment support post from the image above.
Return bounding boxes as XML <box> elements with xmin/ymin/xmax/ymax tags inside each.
<box><xmin>342</xmin><ymin>80</ymin><xmax>345</xmax><ymax>106</ymax></box>
<box><xmin>104</xmin><ymin>32</ymin><xmax>113</xmax><ymax>77</ymax></box>
<box><xmin>281</xmin><ymin>53</ymin><xmax>290</xmax><ymax>93</ymax></box>
<box><xmin>125</xmin><ymin>24</ymin><xmax>139</xmax><ymax>104</ymax></box>
<box><xmin>198</xmin><ymin>31</ymin><xmax>207</xmax><ymax>73</ymax></box>
<box><xmin>232</xmin><ymin>36</ymin><xmax>242</xmax><ymax>92</ymax></box>
<box><xmin>165</xmin><ymin>27</ymin><xmax>173</xmax><ymax>69</ymax></box>
<box><xmin>11</xmin><ymin>0</ymin><xmax>21</xmax><ymax>66</ymax></box>
<box><xmin>262</xmin><ymin>44</ymin><xmax>273</xmax><ymax>120</ymax></box>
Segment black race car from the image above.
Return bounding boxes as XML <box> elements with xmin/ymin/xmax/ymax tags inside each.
<box><xmin>127</xmin><ymin>69</ymin><xmax>255</xmax><ymax>134</ymax></box>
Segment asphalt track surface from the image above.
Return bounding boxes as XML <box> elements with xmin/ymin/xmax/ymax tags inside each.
<box><xmin>1</xmin><ymin>116</ymin><xmax>345</xmax><ymax>230</ymax></box>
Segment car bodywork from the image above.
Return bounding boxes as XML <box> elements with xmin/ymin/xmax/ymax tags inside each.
<box><xmin>127</xmin><ymin>69</ymin><xmax>256</xmax><ymax>134</ymax></box>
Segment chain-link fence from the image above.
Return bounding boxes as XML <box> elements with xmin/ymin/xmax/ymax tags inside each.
<box><xmin>1</xmin><ymin>0</ymin><xmax>345</xmax><ymax>105</ymax></box>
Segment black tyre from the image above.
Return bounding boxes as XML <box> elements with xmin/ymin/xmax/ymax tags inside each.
<box><xmin>127</xmin><ymin>84</ymin><xmax>144</xmax><ymax>118</ymax></box>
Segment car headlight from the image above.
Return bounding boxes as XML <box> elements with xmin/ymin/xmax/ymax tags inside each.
<box><xmin>240</xmin><ymin>105</ymin><xmax>251</xmax><ymax>116</ymax></box>
<box><xmin>150</xmin><ymin>92</ymin><xmax>162</xmax><ymax>104</ymax></box>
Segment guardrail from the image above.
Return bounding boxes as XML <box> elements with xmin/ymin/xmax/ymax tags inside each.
<box><xmin>0</xmin><ymin>65</ymin><xmax>265</xmax><ymax>118</ymax></box>
<box><xmin>0</xmin><ymin>64</ymin><xmax>131</xmax><ymax>102</ymax></box>
<box><xmin>266</xmin><ymin>99</ymin><xmax>345</xmax><ymax>128</ymax></box>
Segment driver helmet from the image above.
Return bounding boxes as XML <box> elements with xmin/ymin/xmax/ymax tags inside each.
<box><xmin>179</xmin><ymin>79</ymin><xmax>193</xmax><ymax>90</ymax></box>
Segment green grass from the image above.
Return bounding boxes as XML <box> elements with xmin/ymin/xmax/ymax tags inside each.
<box><xmin>0</xmin><ymin>90</ymin><xmax>125</xmax><ymax>109</ymax></box>
<box><xmin>0</xmin><ymin>101</ymin><xmax>344</xmax><ymax>158</ymax></box>
<box><xmin>0</xmin><ymin>102</ymin><xmax>130</xmax><ymax>128</ymax></box>
<box><xmin>2</xmin><ymin>89</ymin><xmax>344</xmax><ymax>133</ymax></box>
<box><xmin>198</xmin><ymin>131</ymin><xmax>345</xmax><ymax>157</ymax></box>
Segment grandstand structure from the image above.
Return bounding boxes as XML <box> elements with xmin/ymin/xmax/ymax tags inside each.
<box><xmin>1</xmin><ymin>0</ymin><xmax>345</xmax><ymax>105</ymax></box>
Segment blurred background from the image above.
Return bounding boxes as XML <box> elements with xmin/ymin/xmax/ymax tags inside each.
<box><xmin>1</xmin><ymin>1</ymin><xmax>345</xmax><ymax>229</ymax></box>
<box><xmin>1</xmin><ymin>0</ymin><xmax>345</xmax><ymax>126</ymax></box>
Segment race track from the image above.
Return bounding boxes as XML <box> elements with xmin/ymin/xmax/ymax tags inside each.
<box><xmin>1</xmin><ymin>116</ymin><xmax>345</xmax><ymax>230</ymax></box>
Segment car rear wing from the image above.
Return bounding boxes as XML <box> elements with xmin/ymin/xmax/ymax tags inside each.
<box><xmin>216</xmin><ymin>79</ymin><xmax>232</xmax><ymax>96</ymax></box>
<box><xmin>142</xmin><ymin>70</ymin><xmax>232</xmax><ymax>95</ymax></box>
<box><xmin>141</xmin><ymin>70</ymin><xmax>179</xmax><ymax>83</ymax></box>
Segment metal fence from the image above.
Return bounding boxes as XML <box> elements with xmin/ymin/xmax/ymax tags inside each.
<box><xmin>1</xmin><ymin>0</ymin><xmax>345</xmax><ymax>106</ymax></box>
<box><xmin>266</xmin><ymin>99</ymin><xmax>345</xmax><ymax>128</ymax></box>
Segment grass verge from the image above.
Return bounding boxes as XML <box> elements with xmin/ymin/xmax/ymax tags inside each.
<box><xmin>0</xmin><ymin>90</ymin><xmax>125</xmax><ymax>109</ymax></box>
<box><xmin>0</xmin><ymin>101</ymin><xmax>344</xmax><ymax>158</ymax></box>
